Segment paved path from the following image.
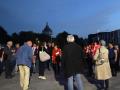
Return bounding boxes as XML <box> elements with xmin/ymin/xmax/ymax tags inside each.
<box><xmin>0</xmin><ymin>69</ymin><xmax>120</xmax><ymax>90</ymax></box>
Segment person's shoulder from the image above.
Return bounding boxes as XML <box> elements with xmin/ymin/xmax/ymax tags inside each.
<box><xmin>19</xmin><ymin>45</ymin><xmax>25</xmax><ymax>49</ymax></box>
<box><xmin>73</xmin><ymin>43</ymin><xmax>82</xmax><ymax>48</ymax></box>
<box><xmin>63</xmin><ymin>44</ymin><xmax>69</xmax><ymax>48</ymax></box>
<box><xmin>27</xmin><ymin>46</ymin><xmax>32</xmax><ymax>51</ymax></box>
<box><xmin>23</xmin><ymin>44</ymin><xmax>31</xmax><ymax>49</ymax></box>
<box><xmin>3</xmin><ymin>46</ymin><xmax>9</xmax><ymax>52</ymax></box>
<box><xmin>101</xmin><ymin>46</ymin><xmax>108</xmax><ymax>52</ymax></box>
<box><xmin>4</xmin><ymin>46</ymin><xmax>8</xmax><ymax>49</ymax></box>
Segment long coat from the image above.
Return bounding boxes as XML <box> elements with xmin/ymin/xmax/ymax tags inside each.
<box><xmin>94</xmin><ymin>46</ymin><xmax>112</xmax><ymax>80</ymax></box>
<box><xmin>62</xmin><ymin>42</ymin><xmax>83</xmax><ymax>78</ymax></box>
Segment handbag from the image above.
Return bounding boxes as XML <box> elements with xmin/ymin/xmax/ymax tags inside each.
<box><xmin>96</xmin><ymin>59</ymin><xmax>104</xmax><ymax>66</ymax></box>
<box><xmin>39</xmin><ymin>48</ymin><xmax>50</xmax><ymax>62</ymax></box>
<box><xmin>95</xmin><ymin>49</ymin><xmax>105</xmax><ymax>66</ymax></box>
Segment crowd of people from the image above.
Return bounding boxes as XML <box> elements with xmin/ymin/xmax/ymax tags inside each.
<box><xmin>0</xmin><ymin>35</ymin><xmax>120</xmax><ymax>90</ymax></box>
<box><xmin>84</xmin><ymin>41</ymin><xmax>120</xmax><ymax>90</ymax></box>
<box><xmin>0</xmin><ymin>39</ymin><xmax>63</xmax><ymax>90</ymax></box>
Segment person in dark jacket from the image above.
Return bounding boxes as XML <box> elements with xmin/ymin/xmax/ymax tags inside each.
<box><xmin>47</xmin><ymin>42</ymin><xmax>53</xmax><ymax>71</ymax></box>
<box><xmin>108</xmin><ymin>43</ymin><xmax>117</xmax><ymax>76</ymax></box>
<box><xmin>62</xmin><ymin>35</ymin><xmax>84</xmax><ymax>90</ymax></box>
<box><xmin>4</xmin><ymin>41</ymin><xmax>14</xmax><ymax>79</ymax></box>
<box><xmin>0</xmin><ymin>45</ymin><xmax>4</xmax><ymax>75</ymax></box>
<box><xmin>16</xmin><ymin>40</ymin><xmax>33</xmax><ymax>90</ymax></box>
<box><xmin>114</xmin><ymin>45</ymin><xmax>120</xmax><ymax>71</ymax></box>
<box><xmin>38</xmin><ymin>42</ymin><xmax>48</xmax><ymax>80</ymax></box>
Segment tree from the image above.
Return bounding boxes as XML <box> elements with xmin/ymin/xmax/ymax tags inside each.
<box><xmin>0</xmin><ymin>26</ymin><xmax>10</xmax><ymax>44</ymax></box>
<box><xmin>73</xmin><ymin>35</ymin><xmax>85</xmax><ymax>47</ymax></box>
<box><xmin>18</xmin><ymin>31</ymin><xmax>37</xmax><ymax>44</ymax></box>
<box><xmin>38</xmin><ymin>33</ymin><xmax>51</xmax><ymax>43</ymax></box>
<box><xmin>11</xmin><ymin>33</ymin><xmax>19</xmax><ymax>44</ymax></box>
<box><xmin>56</xmin><ymin>31</ymin><xmax>69</xmax><ymax>48</ymax></box>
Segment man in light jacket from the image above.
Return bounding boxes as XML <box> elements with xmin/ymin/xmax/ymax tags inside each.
<box><xmin>16</xmin><ymin>40</ymin><xmax>33</xmax><ymax>90</ymax></box>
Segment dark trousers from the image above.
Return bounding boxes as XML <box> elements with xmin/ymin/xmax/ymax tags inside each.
<box><xmin>115</xmin><ymin>60</ymin><xmax>119</xmax><ymax>71</ymax></box>
<box><xmin>86</xmin><ymin>57</ymin><xmax>94</xmax><ymax>77</ymax></box>
<box><xmin>39</xmin><ymin>61</ymin><xmax>45</xmax><ymax>76</ymax></box>
<box><xmin>0</xmin><ymin>61</ymin><xmax>3</xmax><ymax>75</ymax></box>
<box><xmin>4</xmin><ymin>60</ymin><xmax>13</xmax><ymax>78</ymax></box>
<box><xmin>52</xmin><ymin>57</ymin><xmax>60</xmax><ymax>75</ymax></box>
<box><xmin>30</xmin><ymin>63</ymin><xmax>36</xmax><ymax>76</ymax></box>
<box><xmin>46</xmin><ymin>59</ymin><xmax>51</xmax><ymax>70</ymax></box>
<box><xmin>98</xmin><ymin>79</ymin><xmax>109</xmax><ymax>89</ymax></box>
<box><xmin>10</xmin><ymin>59</ymin><xmax>16</xmax><ymax>74</ymax></box>
<box><xmin>110</xmin><ymin>62</ymin><xmax>117</xmax><ymax>76</ymax></box>
<box><xmin>52</xmin><ymin>63</ymin><xmax>60</xmax><ymax>75</ymax></box>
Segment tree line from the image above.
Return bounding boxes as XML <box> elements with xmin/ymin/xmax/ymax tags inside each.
<box><xmin>0</xmin><ymin>26</ymin><xmax>86</xmax><ymax>48</ymax></box>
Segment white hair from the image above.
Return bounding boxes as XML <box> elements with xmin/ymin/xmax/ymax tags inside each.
<box><xmin>67</xmin><ymin>35</ymin><xmax>75</xmax><ymax>42</ymax></box>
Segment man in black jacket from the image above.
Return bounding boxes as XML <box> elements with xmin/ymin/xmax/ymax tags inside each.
<box><xmin>62</xmin><ymin>35</ymin><xmax>84</xmax><ymax>90</ymax></box>
<box><xmin>4</xmin><ymin>41</ymin><xmax>14</xmax><ymax>79</ymax></box>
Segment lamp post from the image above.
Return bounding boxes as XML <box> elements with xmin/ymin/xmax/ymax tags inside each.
<box><xmin>97</xmin><ymin>29</ymin><xmax>100</xmax><ymax>41</ymax></box>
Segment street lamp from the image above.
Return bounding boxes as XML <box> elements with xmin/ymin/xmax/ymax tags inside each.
<box><xmin>97</xmin><ymin>29</ymin><xmax>100</xmax><ymax>41</ymax></box>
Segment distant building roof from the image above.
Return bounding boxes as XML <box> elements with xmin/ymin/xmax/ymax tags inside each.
<box><xmin>42</xmin><ymin>23</ymin><xmax>52</xmax><ymax>36</ymax></box>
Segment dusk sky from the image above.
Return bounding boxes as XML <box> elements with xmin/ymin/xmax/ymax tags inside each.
<box><xmin>0</xmin><ymin>0</ymin><xmax>120</xmax><ymax>37</ymax></box>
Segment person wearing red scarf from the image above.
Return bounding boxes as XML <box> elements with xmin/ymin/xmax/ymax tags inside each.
<box><xmin>52</xmin><ymin>44</ymin><xmax>61</xmax><ymax>75</ymax></box>
<box><xmin>91</xmin><ymin>42</ymin><xmax>100</xmax><ymax>57</ymax></box>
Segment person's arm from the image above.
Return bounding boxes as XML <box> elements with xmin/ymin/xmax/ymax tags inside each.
<box><xmin>59</xmin><ymin>49</ymin><xmax>62</xmax><ymax>57</ymax></box>
<box><xmin>51</xmin><ymin>49</ymin><xmax>55</xmax><ymax>63</ymax></box>
<box><xmin>1</xmin><ymin>51</ymin><xmax>4</xmax><ymax>62</ymax></box>
<box><xmin>61</xmin><ymin>47</ymin><xmax>66</xmax><ymax>71</ymax></box>
<box><xmin>100</xmin><ymin>49</ymin><xmax>109</xmax><ymax>62</ymax></box>
<box><xmin>28</xmin><ymin>48</ymin><xmax>33</xmax><ymax>60</ymax></box>
<box><xmin>4</xmin><ymin>47</ymin><xmax>8</xmax><ymax>55</ymax></box>
<box><xmin>43</xmin><ymin>47</ymin><xmax>49</xmax><ymax>54</ymax></box>
<box><xmin>93</xmin><ymin>49</ymin><xmax>99</xmax><ymax>61</ymax></box>
<box><xmin>114</xmin><ymin>50</ymin><xmax>118</xmax><ymax>62</ymax></box>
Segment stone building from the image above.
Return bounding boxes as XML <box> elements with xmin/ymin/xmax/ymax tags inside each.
<box><xmin>88</xmin><ymin>29</ymin><xmax>120</xmax><ymax>45</ymax></box>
